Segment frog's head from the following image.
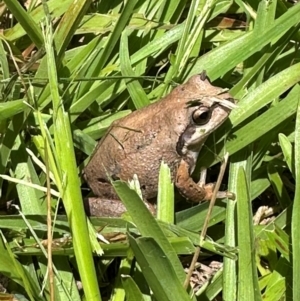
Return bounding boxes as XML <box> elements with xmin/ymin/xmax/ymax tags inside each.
<box><xmin>176</xmin><ymin>72</ymin><xmax>235</xmax><ymax>170</ymax></box>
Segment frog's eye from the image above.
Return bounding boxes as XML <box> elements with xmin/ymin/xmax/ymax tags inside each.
<box><xmin>192</xmin><ymin>107</ymin><xmax>211</xmax><ymax>125</ymax></box>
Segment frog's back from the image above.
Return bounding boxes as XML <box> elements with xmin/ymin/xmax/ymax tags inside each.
<box><xmin>84</xmin><ymin>95</ymin><xmax>186</xmax><ymax>198</ymax></box>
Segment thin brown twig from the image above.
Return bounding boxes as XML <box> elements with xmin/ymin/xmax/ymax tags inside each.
<box><xmin>183</xmin><ymin>153</ymin><xmax>229</xmax><ymax>289</ymax></box>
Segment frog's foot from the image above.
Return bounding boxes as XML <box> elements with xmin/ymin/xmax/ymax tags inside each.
<box><xmin>198</xmin><ymin>183</ymin><xmax>235</xmax><ymax>201</ymax></box>
<box><xmin>84</xmin><ymin>197</ymin><xmax>156</xmax><ymax>217</ymax></box>
<box><xmin>176</xmin><ymin>159</ymin><xmax>234</xmax><ymax>203</ymax></box>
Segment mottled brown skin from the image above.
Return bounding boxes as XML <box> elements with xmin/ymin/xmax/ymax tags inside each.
<box><xmin>84</xmin><ymin>73</ymin><xmax>233</xmax><ymax>216</ymax></box>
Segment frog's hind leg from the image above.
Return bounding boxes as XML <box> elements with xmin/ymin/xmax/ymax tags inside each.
<box><xmin>84</xmin><ymin>197</ymin><xmax>128</xmax><ymax>217</ymax></box>
<box><xmin>84</xmin><ymin>197</ymin><xmax>156</xmax><ymax>217</ymax></box>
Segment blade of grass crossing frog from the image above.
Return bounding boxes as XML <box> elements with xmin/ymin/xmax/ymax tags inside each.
<box><xmin>112</xmin><ymin>181</ymin><xmax>187</xmax><ymax>283</ymax></box>
<box><xmin>157</xmin><ymin>161</ymin><xmax>174</xmax><ymax>223</ymax></box>
<box><xmin>205</xmin><ymin>84</ymin><xmax>299</xmax><ymax>167</ymax></box>
<box><xmin>237</xmin><ymin>167</ymin><xmax>262</xmax><ymax>301</ymax></box>
<box><xmin>292</xmin><ymin>97</ymin><xmax>300</xmax><ymax>301</ymax></box>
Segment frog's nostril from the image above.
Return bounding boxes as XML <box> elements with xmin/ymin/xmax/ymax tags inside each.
<box><xmin>97</xmin><ymin>178</ymin><xmax>107</xmax><ymax>183</ymax></box>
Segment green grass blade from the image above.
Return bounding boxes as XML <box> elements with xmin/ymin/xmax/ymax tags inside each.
<box><xmin>10</xmin><ymin>137</ymin><xmax>46</xmax><ymax>214</ymax></box>
<box><xmin>157</xmin><ymin>161</ymin><xmax>174</xmax><ymax>223</ymax></box>
<box><xmin>0</xmin><ymin>232</ymin><xmax>43</xmax><ymax>301</ymax></box>
<box><xmin>120</xmin><ymin>32</ymin><xmax>150</xmax><ymax>108</ymax></box>
<box><xmin>231</xmin><ymin>63</ymin><xmax>300</xmax><ymax>127</ymax></box>
<box><xmin>0</xmin><ymin>114</ymin><xmax>26</xmax><ymax>195</ymax></box>
<box><xmin>0</xmin><ymin>100</ymin><xmax>27</xmax><ymax>121</ymax></box>
<box><xmin>4</xmin><ymin>0</ymin><xmax>73</xmax><ymax>41</ymax></box>
<box><xmin>42</xmin><ymin>8</ymin><xmax>101</xmax><ymax>301</ymax></box>
<box><xmin>223</xmin><ymin>160</ymin><xmax>238</xmax><ymax>300</ymax></box>
<box><xmin>292</xmin><ymin>98</ymin><xmax>300</xmax><ymax>300</ymax></box>
<box><xmin>224</xmin><ymin>84</ymin><xmax>300</xmax><ymax>157</ymax></box>
<box><xmin>53</xmin><ymin>0</ymin><xmax>92</xmax><ymax>61</ymax></box>
<box><xmin>186</xmin><ymin>3</ymin><xmax>300</xmax><ymax>80</ymax></box>
<box><xmin>278</xmin><ymin>133</ymin><xmax>293</xmax><ymax>176</ymax></box>
<box><xmin>164</xmin><ymin>0</ymin><xmax>201</xmax><ymax>81</ymax></box>
<box><xmin>112</xmin><ymin>181</ymin><xmax>186</xmax><ymax>282</ymax></box>
<box><xmin>121</xmin><ymin>275</ymin><xmax>147</xmax><ymax>301</ymax></box>
<box><xmin>237</xmin><ymin>167</ymin><xmax>261</xmax><ymax>301</ymax></box>
<box><xmin>267</xmin><ymin>161</ymin><xmax>292</xmax><ymax>209</ymax></box>
<box><xmin>128</xmin><ymin>233</ymin><xmax>191</xmax><ymax>301</ymax></box>
<box><xmin>0</xmin><ymin>40</ymin><xmax>10</xmax><ymax>79</ymax></box>
<box><xmin>3</xmin><ymin>0</ymin><xmax>43</xmax><ymax>47</ymax></box>
<box><xmin>77</xmin><ymin>0</ymin><xmax>138</xmax><ymax>97</ymax></box>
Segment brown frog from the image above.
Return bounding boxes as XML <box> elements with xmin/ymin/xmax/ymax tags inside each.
<box><xmin>84</xmin><ymin>72</ymin><xmax>234</xmax><ymax>216</ymax></box>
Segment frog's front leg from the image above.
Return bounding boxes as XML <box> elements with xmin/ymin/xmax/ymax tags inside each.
<box><xmin>175</xmin><ymin>159</ymin><xmax>232</xmax><ymax>202</ymax></box>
